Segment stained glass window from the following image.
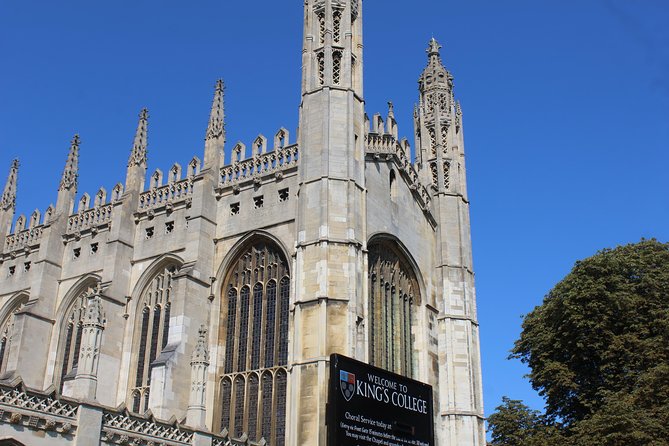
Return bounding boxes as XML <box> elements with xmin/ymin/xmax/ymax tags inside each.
<box><xmin>368</xmin><ymin>241</ymin><xmax>419</xmax><ymax>377</ymax></box>
<box><xmin>130</xmin><ymin>264</ymin><xmax>177</xmax><ymax>413</ymax></box>
<box><xmin>219</xmin><ymin>242</ymin><xmax>290</xmax><ymax>443</ymax></box>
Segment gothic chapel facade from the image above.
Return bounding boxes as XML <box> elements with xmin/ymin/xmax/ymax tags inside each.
<box><xmin>0</xmin><ymin>1</ymin><xmax>484</xmax><ymax>445</ymax></box>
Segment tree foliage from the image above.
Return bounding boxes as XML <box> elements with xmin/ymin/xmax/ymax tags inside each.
<box><xmin>489</xmin><ymin>240</ymin><xmax>669</xmax><ymax>445</ymax></box>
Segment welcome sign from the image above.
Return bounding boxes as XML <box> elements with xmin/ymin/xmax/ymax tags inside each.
<box><xmin>327</xmin><ymin>354</ymin><xmax>435</xmax><ymax>446</ymax></box>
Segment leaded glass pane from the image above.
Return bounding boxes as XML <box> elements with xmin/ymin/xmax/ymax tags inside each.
<box><xmin>224</xmin><ymin>288</ymin><xmax>237</xmax><ymax>374</ymax></box>
<box><xmin>264</xmin><ymin>281</ymin><xmax>277</xmax><ymax>368</ymax></box>
<box><xmin>237</xmin><ymin>286</ymin><xmax>250</xmax><ymax>372</ymax></box>
<box><xmin>220</xmin><ymin>378</ymin><xmax>232</xmax><ymax>433</ymax></box>
<box><xmin>234</xmin><ymin>375</ymin><xmax>246</xmax><ymax>437</ymax></box>
<box><xmin>275</xmin><ymin>370</ymin><xmax>287</xmax><ymax>446</ymax></box>
<box><xmin>218</xmin><ymin>241</ymin><xmax>290</xmax><ymax>438</ymax></box>
<box><xmin>368</xmin><ymin>242</ymin><xmax>419</xmax><ymax>377</ymax></box>
<box><xmin>251</xmin><ymin>283</ymin><xmax>263</xmax><ymax>370</ymax></box>
<box><xmin>247</xmin><ymin>374</ymin><xmax>259</xmax><ymax>439</ymax></box>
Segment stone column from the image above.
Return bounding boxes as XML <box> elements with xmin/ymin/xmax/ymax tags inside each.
<box><xmin>73</xmin><ymin>286</ymin><xmax>106</xmax><ymax>401</ymax></box>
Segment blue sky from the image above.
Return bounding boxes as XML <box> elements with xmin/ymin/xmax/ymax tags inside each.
<box><xmin>1</xmin><ymin>0</ymin><xmax>668</xmax><ymax>424</ymax></box>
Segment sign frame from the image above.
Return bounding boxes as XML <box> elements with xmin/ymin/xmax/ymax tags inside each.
<box><xmin>327</xmin><ymin>353</ymin><xmax>435</xmax><ymax>446</ymax></box>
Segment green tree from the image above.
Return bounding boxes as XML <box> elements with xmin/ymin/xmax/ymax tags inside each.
<box><xmin>487</xmin><ymin>397</ymin><xmax>562</xmax><ymax>446</ymax></box>
<box><xmin>490</xmin><ymin>240</ymin><xmax>669</xmax><ymax>445</ymax></box>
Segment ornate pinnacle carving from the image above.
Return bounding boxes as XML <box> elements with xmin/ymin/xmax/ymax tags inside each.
<box><xmin>128</xmin><ymin>109</ymin><xmax>149</xmax><ymax>168</ymax></box>
<box><xmin>191</xmin><ymin>325</ymin><xmax>209</xmax><ymax>365</ymax></box>
<box><xmin>59</xmin><ymin>135</ymin><xmax>79</xmax><ymax>192</ymax></box>
<box><xmin>205</xmin><ymin>79</ymin><xmax>225</xmax><ymax>142</ymax></box>
<box><xmin>83</xmin><ymin>284</ymin><xmax>106</xmax><ymax>328</ymax></box>
<box><xmin>1</xmin><ymin>159</ymin><xmax>18</xmax><ymax>212</ymax></box>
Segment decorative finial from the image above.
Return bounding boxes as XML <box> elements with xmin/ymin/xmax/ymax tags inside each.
<box><xmin>128</xmin><ymin>108</ymin><xmax>149</xmax><ymax>168</ymax></box>
<box><xmin>387</xmin><ymin>101</ymin><xmax>395</xmax><ymax>118</ymax></box>
<box><xmin>59</xmin><ymin>135</ymin><xmax>80</xmax><ymax>192</ymax></box>
<box><xmin>191</xmin><ymin>325</ymin><xmax>210</xmax><ymax>364</ymax></box>
<box><xmin>427</xmin><ymin>37</ymin><xmax>442</xmax><ymax>56</ymax></box>
<box><xmin>206</xmin><ymin>79</ymin><xmax>225</xmax><ymax>141</ymax></box>
<box><xmin>1</xmin><ymin>159</ymin><xmax>19</xmax><ymax>212</ymax></box>
<box><xmin>83</xmin><ymin>291</ymin><xmax>106</xmax><ymax>328</ymax></box>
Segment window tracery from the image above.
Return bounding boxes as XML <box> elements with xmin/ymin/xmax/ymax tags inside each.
<box><xmin>218</xmin><ymin>241</ymin><xmax>289</xmax><ymax>445</ymax></box>
<box><xmin>333</xmin><ymin>50</ymin><xmax>342</xmax><ymax>85</ymax></box>
<box><xmin>0</xmin><ymin>295</ymin><xmax>28</xmax><ymax>374</ymax></box>
<box><xmin>130</xmin><ymin>264</ymin><xmax>177</xmax><ymax>413</ymax></box>
<box><xmin>368</xmin><ymin>241</ymin><xmax>419</xmax><ymax>377</ymax></box>
<box><xmin>333</xmin><ymin>8</ymin><xmax>343</xmax><ymax>43</ymax></box>
<box><xmin>428</xmin><ymin>127</ymin><xmax>437</xmax><ymax>157</ymax></box>
<box><xmin>317</xmin><ymin>52</ymin><xmax>325</xmax><ymax>86</ymax></box>
<box><xmin>317</xmin><ymin>10</ymin><xmax>326</xmax><ymax>45</ymax></box>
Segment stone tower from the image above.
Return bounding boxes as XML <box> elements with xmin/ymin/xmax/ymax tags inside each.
<box><xmin>292</xmin><ymin>0</ymin><xmax>366</xmax><ymax>443</ymax></box>
<box><xmin>0</xmin><ymin>2</ymin><xmax>485</xmax><ymax>445</ymax></box>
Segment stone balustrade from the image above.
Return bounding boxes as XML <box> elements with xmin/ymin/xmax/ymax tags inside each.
<box><xmin>219</xmin><ymin>145</ymin><xmax>299</xmax><ymax>186</ymax></box>
<box><xmin>139</xmin><ymin>178</ymin><xmax>194</xmax><ymax>211</ymax></box>
<box><xmin>3</xmin><ymin>226</ymin><xmax>43</xmax><ymax>254</ymax></box>
<box><xmin>67</xmin><ymin>203</ymin><xmax>113</xmax><ymax>233</ymax></box>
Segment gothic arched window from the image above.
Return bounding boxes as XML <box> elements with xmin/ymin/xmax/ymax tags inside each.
<box><xmin>0</xmin><ymin>295</ymin><xmax>29</xmax><ymax>374</ymax></box>
<box><xmin>219</xmin><ymin>241</ymin><xmax>290</xmax><ymax>445</ymax></box>
<box><xmin>368</xmin><ymin>240</ymin><xmax>420</xmax><ymax>377</ymax></box>
<box><xmin>130</xmin><ymin>264</ymin><xmax>177</xmax><ymax>413</ymax></box>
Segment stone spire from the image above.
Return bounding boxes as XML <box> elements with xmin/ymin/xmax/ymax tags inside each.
<box><xmin>204</xmin><ymin>80</ymin><xmax>225</xmax><ymax>169</ymax></box>
<box><xmin>187</xmin><ymin>325</ymin><xmax>210</xmax><ymax>427</ymax></box>
<box><xmin>1</xmin><ymin>159</ymin><xmax>18</xmax><ymax>213</ymax></box>
<box><xmin>73</xmin><ymin>284</ymin><xmax>107</xmax><ymax>401</ymax></box>
<box><xmin>59</xmin><ymin>135</ymin><xmax>80</xmax><ymax>192</ymax></box>
<box><xmin>125</xmin><ymin>109</ymin><xmax>149</xmax><ymax>191</ymax></box>
<box><xmin>128</xmin><ymin>108</ymin><xmax>149</xmax><ymax>168</ymax></box>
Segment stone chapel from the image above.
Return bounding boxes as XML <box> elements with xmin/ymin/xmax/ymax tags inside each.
<box><xmin>0</xmin><ymin>1</ymin><xmax>485</xmax><ymax>445</ymax></box>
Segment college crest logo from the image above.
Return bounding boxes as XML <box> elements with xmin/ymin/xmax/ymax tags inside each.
<box><xmin>340</xmin><ymin>370</ymin><xmax>356</xmax><ymax>402</ymax></box>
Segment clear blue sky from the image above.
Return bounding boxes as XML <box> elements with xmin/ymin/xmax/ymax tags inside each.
<box><xmin>1</xmin><ymin>0</ymin><xmax>668</xmax><ymax>425</ymax></box>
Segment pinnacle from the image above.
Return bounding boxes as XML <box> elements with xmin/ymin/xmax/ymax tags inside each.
<box><xmin>1</xmin><ymin>158</ymin><xmax>19</xmax><ymax>212</ymax></box>
<box><xmin>59</xmin><ymin>134</ymin><xmax>80</xmax><ymax>192</ymax></box>
<box><xmin>206</xmin><ymin>79</ymin><xmax>225</xmax><ymax>141</ymax></box>
<box><xmin>128</xmin><ymin>108</ymin><xmax>149</xmax><ymax>168</ymax></box>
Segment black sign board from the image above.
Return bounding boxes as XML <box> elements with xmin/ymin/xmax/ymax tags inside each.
<box><xmin>327</xmin><ymin>354</ymin><xmax>435</xmax><ymax>446</ymax></box>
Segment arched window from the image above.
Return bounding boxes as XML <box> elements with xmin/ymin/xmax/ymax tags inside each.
<box><xmin>368</xmin><ymin>240</ymin><xmax>420</xmax><ymax>377</ymax></box>
<box><xmin>219</xmin><ymin>241</ymin><xmax>289</xmax><ymax>445</ymax></box>
<box><xmin>0</xmin><ymin>295</ymin><xmax>29</xmax><ymax>374</ymax></box>
<box><xmin>130</xmin><ymin>264</ymin><xmax>177</xmax><ymax>413</ymax></box>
